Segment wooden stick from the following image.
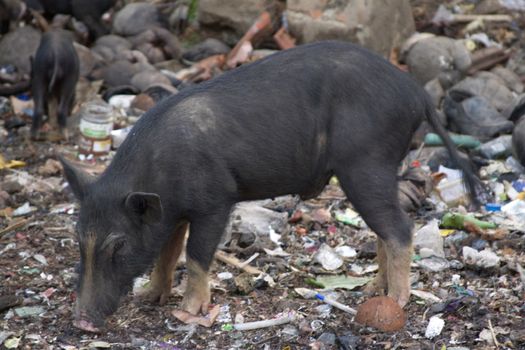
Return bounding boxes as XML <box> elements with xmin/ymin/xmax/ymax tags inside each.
<box><xmin>488</xmin><ymin>319</ymin><xmax>500</xmax><ymax>349</ymax></box>
<box><xmin>0</xmin><ymin>218</ymin><xmax>30</xmax><ymax>237</ymax></box>
<box><xmin>234</xmin><ymin>312</ymin><xmax>296</xmax><ymax>331</ymax></box>
<box><xmin>515</xmin><ymin>261</ymin><xmax>525</xmax><ymax>289</ymax></box>
<box><xmin>0</xmin><ymin>295</ymin><xmax>23</xmax><ymax>312</ymax></box>
<box><xmin>451</xmin><ymin>14</ymin><xmax>512</xmax><ymax>23</ymax></box>
<box><xmin>215</xmin><ymin>250</ymin><xmax>263</xmax><ymax>275</ymax></box>
<box><xmin>239</xmin><ymin>253</ymin><xmax>259</xmax><ymax>269</ymax></box>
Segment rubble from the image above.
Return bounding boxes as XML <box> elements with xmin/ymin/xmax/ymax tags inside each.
<box><xmin>286</xmin><ymin>0</ymin><xmax>415</xmax><ymax>57</ymax></box>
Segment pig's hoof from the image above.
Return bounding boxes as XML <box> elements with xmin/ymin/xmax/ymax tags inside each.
<box><xmin>73</xmin><ymin>319</ymin><xmax>101</xmax><ymax>333</ymax></box>
<box><xmin>181</xmin><ymin>292</ymin><xmax>210</xmax><ymax>315</ymax></box>
<box><xmin>46</xmin><ymin>129</ymin><xmax>68</xmax><ymax>142</ymax></box>
<box><xmin>60</xmin><ymin>128</ymin><xmax>70</xmax><ymax>142</ymax></box>
<box><xmin>30</xmin><ymin>131</ymin><xmax>44</xmax><ymax>142</ymax></box>
<box><xmin>139</xmin><ymin>284</ymin><xmax>171</xmax><ymax>305</ymax></box>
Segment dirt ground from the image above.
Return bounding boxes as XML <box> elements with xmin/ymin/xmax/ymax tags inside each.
<box><xmin>1</xmin><ymin>132</ymin><xmax>525</xmax><ymax>350</ymax></box>
<box><xmin>1</xmin><ymin>0</ymin><xmax>525</xmax><ymax>349</ymax></box>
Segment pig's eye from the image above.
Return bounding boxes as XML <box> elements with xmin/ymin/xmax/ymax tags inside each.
<box><xmin>111</xmin><ymin>240</ymin><xmax>127</xmax><ymax>263</ymax></box>
<box><xmin>113</xmin><ymin>240</ymin><xmax>125</xmax><ymax>253</ymax></box>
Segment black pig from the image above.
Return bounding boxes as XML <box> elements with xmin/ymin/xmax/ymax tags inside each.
<box><xmin>25</xmin><ymin>0</ymin><xmax>115</xmax><ymax>40</ymax></box>
<box><xmin>61</xmin><ymin>41</ymin><xmax>480</xmax><ymax>332</ymax></box>
<box><xmin>31</xmin><ymin>29</ymin><xmax>79</xmax><ymax>140</ymax></box>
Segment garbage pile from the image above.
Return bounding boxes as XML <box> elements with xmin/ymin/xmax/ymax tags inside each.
<box><xmin>1</xmin><ymin>0</ymin><xmax>525</xmax><ymax>349</ymax></box>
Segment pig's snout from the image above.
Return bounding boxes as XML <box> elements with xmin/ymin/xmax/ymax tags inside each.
<box><xmin>73</xmin><ymin>309</ymin><xmax>102</xmax><ymax>333</ymax></box>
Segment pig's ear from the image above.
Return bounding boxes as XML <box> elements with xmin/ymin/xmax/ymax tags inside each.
<box><xmin>124</xmin><ymin>192</ymin><xmax>163</xmax><ymax>224</ymax></box>
<box><xmin>59</xmin><ymin>155</ymin><xmax>93</xmax><ymax>201</ymax></box>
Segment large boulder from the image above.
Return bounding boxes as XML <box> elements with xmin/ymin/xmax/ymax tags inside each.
<box><xmin>405</xmin><ymin>36</ymin><xmax>471</xmax><ymax>86</ymax></box>
<box><xmin>113</xmin><ymin>2</ymin><xmax>163</xmax><ymax>37</ymax></box>
<box><xmin>198</xmin><ymin>0</ymin><xmax>272</xmax><ymax>45</ymax></box>
<box><xmin>130</xmin><ymin>71</ymin><xmax>172</xmax><ymax>91</ymax></box>
<box><xmin>0</xmin><ymin>26</ymin><xmax>41</xmax><ymax>75</ymax></box>
<box><xmin>451</xmin><ymin>73</ymin><xmax>517</xmax><ymax>112</ymax></box>
<box><xmin>129</xmin><ymin>27</ymin><xmax>181</xmax><ymax>63</ymax></box>
<box><xmin>92</xmin><ymin>34</ymin><xmax>133</xmax><ymax>62</ymax></box>
<box><xmin>74</xmin><ymin>43</ymin><xmax>103</xmax><ymax>78</ymax></box>
<box><xmin>286</xmin><ymin>0</ymin><xmax>415</xmax><ymax>56</ymax></box>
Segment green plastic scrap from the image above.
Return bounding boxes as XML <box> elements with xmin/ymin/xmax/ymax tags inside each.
<box><xmin>441</xmin><ymin>213</ymin><xmax>497</xmax><ymax>230</ymax></box>
<box><xmin>305</xmin><ymin>278</ymin><xmax>325</xmax><ymax>288</ymax></box>
<box><xmin>14</xmin><ymin>306</ymin><xmax>45</xmax><ymax>318</ymax></box>
<box><xmin>19</xmin><ymin>267</ymin><xmax>40</xmax><ymax>275</ymax></box>
<box><xmin>335</xmin><ymin>209</ymin><xmax>364</xmax><ymax>227</ymax></box>
<box><xmin>424</xmin><ymin>133</ymin><xmax>481</xmax><ymax>149</ymax></box>
<box><xmin>314</xmin><ymin>275</ymin><xmax>371</xmax><ymax>290</ymax></box>
<box><xmin>221</xmin><ymin>324</ymin><xmax>234</xmax><ymax>332</ymax></box>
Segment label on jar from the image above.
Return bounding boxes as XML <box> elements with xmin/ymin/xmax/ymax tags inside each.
<box><xmin>80</xmin><ymin>118</ymin><xmax>113</xmax><ymax>139</ymax></box>
<box><xmin>93</xmin><ymin>139</ymin><xmax>112</xmax><ymax>153</ymax></box>
<box><xmin>78</xmin><ymin>134</ymin><xmax>111</xmax><ymax>155</ymax></box>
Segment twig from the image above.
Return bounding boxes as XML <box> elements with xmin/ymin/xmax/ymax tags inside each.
<box><xmin>0</xmin><ymin>295</ymin><xmax>23</xmax><ymax>312</ymax></box>
<box><xmin>315</xmin><ymin>293</ymin><xmax>357</xmax><ymax>315</ymax></box>
<box><xmin>515</xmin><ymin>261</ymin><xmax>525</xmax><ymax>290</ymax></box>
<box><xmin>233</xmin><ymin>312</ymin><xmax>296</xmax><ymax>331</ymax></box>
<box><xmin>488</xmin><ymin>319</ymin><xmax>500</xmax><ymax>349</ymax></box>
<box><xmin>7</xmin><ymin>168</ymin><xmax>56</xmax><ymax>190</ymax></box>
<box><xmin>422</xmin><ymin>307</ymin><xmax>429</xmax><ymax>323</ymax></box>
<box><xmin>238</xmin><ymin>253</ymin><xmax>259</xmax><ymax>269</ymax></box>
<box><xmin>215</xmin><ymin>250</ymin><xmax>263</xmax><ymax>275</ymax></box>
<box><xmin>451</xmin><ymin>14</ymin><xmax>512</xmax><ymax>23</ymax></box>
<box><xmin>317</xmin><ymin>196</ymin><xmax>346</xmax><ymax>201</ymax></box>
<box><xmin>0</xmin><ymin>218</ymin><xmax>30</xmax><ymax>237</ymax></box>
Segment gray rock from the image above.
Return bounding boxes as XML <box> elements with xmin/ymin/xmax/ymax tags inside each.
<box><xmin>318</xmin><ymin>332</ymin><xmax>336</xmax><ymax>346</ymax></box>
<box><xmin>97</xmin><ymin>60</ymin><xmax>142</xmax><ymax>87</ymax></box>
<box><xmin>92</xmin><ymin>35</ymin><xmax>133</xmax><ymax>63</ymax></box>
<box><xmin>74</xmin><ymin>43</ymin><xmax>102</xmax><ymax>77</ymax></box>
<box><xmin>182</xmin><ymin>38</ymin><xmax>231</xmax><ymax>63</ymax></box>
<box><xmin>451</xmin><ymin>74</ymin><xmax>516</xmax><ymax>112</ymax></box>
<box><xmin>113</xmin><ymin>2</ymin><xmax>162</xmax><ymax>37</ymax></box>
<box><xmin>491</xmin><ymin>66</ymin><xmax>524</xmax><ymax>94</ymax></box>
<box><xmin>131</xmin><ymin>70</ymin><xmax>172</xmax><ymax>92</ymax></box>
<box><xmin>287</xmin><ymin>0</ymin><xmax>415</xmax><ymax>56</ymax></box>
<box><xmin>406</xmin><ymin>36</ymin><xmax>471</xmax><ymax>85</ymax></box>
<box><xmin>198</xmin><ymin>0</ymin><xmax>270</xmax><ymax>45</ymax></box>
<box><xmin>507</xmin><ymin>50</ymin><xmax>525</xmax><ymax>78</ymax></box>
<box><xmin>0</xmin><ymin>26</ymin><xmax>41</xmax><ymax>75</ymax></box>
<box><xmin>130</xmin><ymin>27</ymin><xmax>181</xmax><ymax>63</ymax></box>
<box><xmin>337</xmin><ymin>332</ymin><xmax>360</xmax><ymax>349</ymax></box>
<box><xmin>95</xmin><ymin>35</ymin><xmax>132</xmax><ymax>52</ymax></box>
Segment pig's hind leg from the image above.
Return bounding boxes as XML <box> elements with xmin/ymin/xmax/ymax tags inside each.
<box><xmin>31</xmin><ymin>81</ymin><xmax>46</xmax><ymax>141</ymax></box>
<box><xmin>57</xmin><ymin>84</ymin><xmax>76</xmax><ymax>140</ymax></box>
<box><xmin>335</xmin><ymin>162</ymin><xmax>413</xmax><ymax>308</ymax></box>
